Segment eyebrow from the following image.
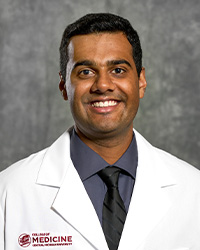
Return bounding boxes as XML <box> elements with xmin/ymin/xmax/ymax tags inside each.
<box><xmin>72</xmin><ymin>59</ymin><xmax>132</xmax><ymax>70</ymax></box>
<box><xmin>107</xmin><ymin>60</ymin><xmax>132</xmax><ymax>68</ymax></box>
<box><xmin>73</xmin><ymin>60</ymin><xmax>94</xmax><ymax>70</ymax></box>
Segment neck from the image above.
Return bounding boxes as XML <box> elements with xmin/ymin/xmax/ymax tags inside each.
<box><xmin>75</xmin><ymin>126</ymin><xmax>133</xmax><ymax>165</ymax></box>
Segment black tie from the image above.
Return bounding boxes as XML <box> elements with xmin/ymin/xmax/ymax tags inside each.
<box><xmin>98</xmin><ymin>167</ymin><xmax>127</xmax><ymax>250</ymax></box>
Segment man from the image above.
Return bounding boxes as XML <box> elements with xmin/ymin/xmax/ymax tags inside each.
<box><xmin>0</xmin><ymin>13</ymin><xmax>200</xmax><ymax>250</ymax></box>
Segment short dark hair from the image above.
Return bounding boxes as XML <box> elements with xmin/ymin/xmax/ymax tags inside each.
<box><xmin>59</xmin><ymin>13</ymin><xmax>142</xmax><ymax>81</ymax></box>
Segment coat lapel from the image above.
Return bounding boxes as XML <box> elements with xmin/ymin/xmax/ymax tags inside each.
<box><xmin>52</xmin><ymin>161</ymin><xmax>108</xmax><ymax>250</ymax></box>
<box><xmin>119</xmin><ymin>131</ymin><xmax>177</xmax><ymax>250</ymax></box>
<box><xmin>36</xmin><ymin>130</ymin><xmax>108</xmax><ymax>250</ymax></box>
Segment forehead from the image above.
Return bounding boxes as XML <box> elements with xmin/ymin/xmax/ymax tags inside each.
<box><xmin>67</xmin><ymin>32</ymin><xmax>133</xmax><ymax>64</ymax></box>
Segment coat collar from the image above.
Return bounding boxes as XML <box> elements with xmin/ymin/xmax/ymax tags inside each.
<box><xmin>36</xmin><ymin>128</ymin><xmax>177</xmax><ymax>250</ymax></box>
<box><xmin>36</xmin><ymin>130</ymin><xmax>72</xmax><ymax>188</ymax></box>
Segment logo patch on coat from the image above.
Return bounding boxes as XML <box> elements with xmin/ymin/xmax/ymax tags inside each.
<box><xmin>18</xmin><ymin>232</ymin><xmax>72</xmax><ymax>248</ymax></box>
<box><xmin>18</xmin><ymin>234</ymin><xmax>31</xmax><ymax>247</ymax></box>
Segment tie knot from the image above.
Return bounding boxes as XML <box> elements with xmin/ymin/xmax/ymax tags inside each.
<box><xmin>98</xmin><ymin>166</ymin><xmax>121</xmax><ymax>189</ymax></box>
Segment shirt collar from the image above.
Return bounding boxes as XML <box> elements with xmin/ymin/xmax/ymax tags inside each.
<box><xmin>70</xmin><ymin>129</ymin><xmax>138</xmax><ymax>181</ymax></box>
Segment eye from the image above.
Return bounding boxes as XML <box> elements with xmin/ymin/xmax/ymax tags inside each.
<box><xmin>77</xmin><ymin>69</ymin><xmax>95</xmax><ymax>79</ymax></box>
<box><xmin>111</xmin><ymin>68</ymin><xmax>126</xmax><ymax>74</ymax></box>
<box><xmin>79</xmin><ymin>69</ymin><xmax>94</xmax><ymax>76</ymax></box>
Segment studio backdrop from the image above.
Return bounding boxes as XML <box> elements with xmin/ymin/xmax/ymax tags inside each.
<box><xmin>0</xmin><ymin>0</ymin><xmax>200</xmax><ymax>171</ymax></box>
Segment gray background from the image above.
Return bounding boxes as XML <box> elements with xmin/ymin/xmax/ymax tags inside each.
<box><xmin>0</xmin><ymin>0</ymin><xmax>200</xmax><ymax>172</ymax></box>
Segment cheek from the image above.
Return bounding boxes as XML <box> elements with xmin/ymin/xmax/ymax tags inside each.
<box><xmin>69</xmin><ymin>85</ymin><xmax>85</xmax><ymax>114</ymax></box>
<box><xmin>70</xmin><ymin>77</ymin><xmax>92</xmax><ymax>101</ymax></box>
<box><xmin>66</xmin><ymin>75</ymin><xmax>81</xmax><ymax>103</ymax></box>
<box><xmin>66</xmin><ymin>84</ymin><xmax>74</xmax><ymax>102</ymax></box>
<box><xmin>120</xmin><ymin>80</ymin><xmax>139</xmax><ymax>101</ymax></box>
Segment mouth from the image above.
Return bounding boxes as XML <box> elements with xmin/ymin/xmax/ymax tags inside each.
<box><xmin>91</xmin><ymin>100</ymin><xmax>118</xmax><ymax>108</ymax></box>
<box><xmin>88</xmin><ymin>99</ymin><xmax>121</xmax><ymax>114</ymax></box>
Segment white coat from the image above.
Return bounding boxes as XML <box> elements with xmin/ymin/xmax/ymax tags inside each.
<box><xmin>1</xmin><ymin>129</ymin><xmax>200</xmax><ymax>250</ymax></box>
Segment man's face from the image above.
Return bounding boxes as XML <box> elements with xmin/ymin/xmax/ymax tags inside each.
<box><xmin>64</xmin><ymin>32</ymin><xmax>146</xmax><ymax>139</ymax></box>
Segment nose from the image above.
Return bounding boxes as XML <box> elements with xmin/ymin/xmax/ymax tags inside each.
<box><xmin>90</xmin><ymin>72</ymin><xmax>115</xmax><ymax>94</ymax></box>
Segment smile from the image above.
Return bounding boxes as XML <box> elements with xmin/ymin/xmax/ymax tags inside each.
<box><xmin>91</xmin><ymin>100</ymin><xmax>118</xmax><ymax>108</ymax></box>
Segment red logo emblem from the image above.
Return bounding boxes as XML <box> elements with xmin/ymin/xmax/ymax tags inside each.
<box><xmin>18</xmin><ymin>234</ymin><xmax>31</xmax><ymax>248</ymax></box>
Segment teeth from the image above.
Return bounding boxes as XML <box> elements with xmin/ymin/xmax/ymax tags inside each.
<box><xmin>92</xmin><ymin>100</ymin><xmax>117</xmax><ymax>107</ymax></box>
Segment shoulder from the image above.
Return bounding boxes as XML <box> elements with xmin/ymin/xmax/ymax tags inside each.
<box><xmin>0</xmin><ymin>148</ymin><xmax>47</xmax><ymax>191</ymax></box>
<box><xmin>154</xmin><ymin>145</ymin><xmax>200</xmax><ymax>184</ymax></box>
<box><xmin>134</xmin><ymin>129</ymin><xmax>200</xmax><ymax>185</ymax></box>
<box><xmin>0</xmin><ymin>129</ymin><xmax>71</xmax><ymax>191</ymax></box>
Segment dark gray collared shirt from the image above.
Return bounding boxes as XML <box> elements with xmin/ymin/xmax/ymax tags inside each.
<box><xmin>70</xmin><ymin>129</ymin><xmax>138</xmax><ymax>224</ymax></box>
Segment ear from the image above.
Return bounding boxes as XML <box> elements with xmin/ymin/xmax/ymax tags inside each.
<box><xmin>139</xmin><ymin>67</ymin><xmax>147</xmax><ymax>99</ymax></box>
<box><xmin>59</xmin><ymin>72</ymin><xmax>68</xmax><ymax>101</ymax></box>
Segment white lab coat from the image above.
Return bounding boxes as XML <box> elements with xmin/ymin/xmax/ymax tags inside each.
<box><xmin>1</xmin><ymin>129</ymin><xmax>200</xmax><ymax>250</ymax></box>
